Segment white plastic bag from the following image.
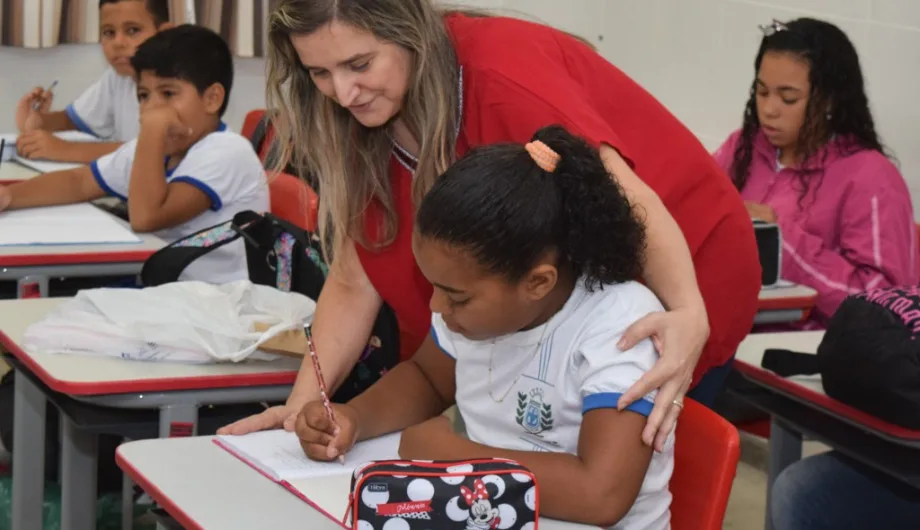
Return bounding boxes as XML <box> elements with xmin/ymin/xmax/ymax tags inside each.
<box><xmin>22</xmin><ymin>280</ymin><xmax>316</xmax><ymax>363</ymax></box>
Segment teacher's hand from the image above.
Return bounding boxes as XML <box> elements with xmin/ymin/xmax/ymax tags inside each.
<box><xmin>217</xmin><ymin>403</ymin><xmax>300</xmax><ymax>436</ymax></box>
<box><xmin>615</xmin><ymin>307</ymin><xmax>709</xmax><ymax>451</ymax></box>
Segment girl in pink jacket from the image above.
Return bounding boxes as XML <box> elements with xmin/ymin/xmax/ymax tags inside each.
<box><xmin>714</xmin><ymin>18</ymin><xmax>917</xmax><ymax>330</ymax></box>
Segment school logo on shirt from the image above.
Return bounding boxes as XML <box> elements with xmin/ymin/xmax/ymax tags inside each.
<box><xmin>516</xmin><ymin>387</ymin><xmax>553</xmax><ymax>435</ymax></box>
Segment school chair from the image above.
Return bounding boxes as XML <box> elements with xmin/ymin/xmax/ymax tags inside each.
<box><xmin>670</xmin><ymin>398</ymin><xmax>741</xmax><ymax>530</ymax></box>
<box><xmin>269</xmin><ymin>171</ymin><xmax>318</xmax><ymax>232</ymax></box>
<box><xmin>241</xmin><ymin>108</ymin><xmax>266</xmax><ymax>143</ymax></box>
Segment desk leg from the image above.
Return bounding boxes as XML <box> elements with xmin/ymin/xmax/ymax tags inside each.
<box><xmin>16</xmin><ymin>275</ymin><xmax>49</xmax><ymax>298</ymax></box>
<box><xmin>60</xmin><ymin>415</ymin><xmax>98</xmax><ymax>530</ymax></box>
<box><xmin>122</xmin><ymin>438</ymin><xmax>134</xmax><ymax>530</ymax></box>
<box><xmin>765</xmin><ymin>417</ymin><xmax>803</xmax><ymax>530</ymax></box>
<box><xmin>12</xmin><ymin>372</ymin><xmax>45</xmax><ymax>530</ymax></box>
<box><xmin>158</xmin><ymin>403</ymin><xmax>199</xmax><ymax>438</ymax></box>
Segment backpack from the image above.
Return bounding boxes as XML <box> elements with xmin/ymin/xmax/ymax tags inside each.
<box><xmin>140</xmin><ymin>210</ymin><xmax>398</xmax><ymax>403</ymax></box>
<box><xmin>761</xmin><ymin>285</ymin><xmax>920</xmax><ymax>429</ymax></box>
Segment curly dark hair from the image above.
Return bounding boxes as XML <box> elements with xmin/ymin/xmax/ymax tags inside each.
<box><xmin>416</xmin><ymin>125</ymin><xmax>646</xmax><ymax>291</ymax></box>
<box><xmin>731</xmin><ymin>18</ymin><xmax>889</xmax><ymax>196</ymax></box>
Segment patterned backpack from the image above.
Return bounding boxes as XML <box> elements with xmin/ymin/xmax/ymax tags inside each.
<box><xmin>140</xmin><ymin>210</ymin><xmax>399</xmax><ymax>402</ymax></box>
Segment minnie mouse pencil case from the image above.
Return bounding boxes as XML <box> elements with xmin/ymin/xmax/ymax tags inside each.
<box><xmin>345</xmin><ymin>458</ymin><xmax>539</xmax><ymax>529</ymax></box>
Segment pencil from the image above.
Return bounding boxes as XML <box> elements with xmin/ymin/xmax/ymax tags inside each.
<box><xmin>32</xmin><ymin>80</ymin><xmax>58</xmax><ymax>111</ymax></box>
<box><xmin>304</xmin><ymin>325</ymin><xmax>346</xmax><ymax>465</ymax></box>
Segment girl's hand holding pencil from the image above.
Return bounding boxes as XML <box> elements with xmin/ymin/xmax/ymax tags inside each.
<box><xmin>295</xmin><ymin>401</ymin><xmax>359</xmax><ymax>463</ymax></box>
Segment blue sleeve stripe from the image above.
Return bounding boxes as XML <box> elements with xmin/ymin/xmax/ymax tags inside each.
<box><xmin>65</xmin><ymin>104</ymin><xmax>99</xmax><ymax>137</ymax></box>
<box><xmin>89</xmin><ymin>161</ymin><xmax>127</xmax><ymax>201</ymax></box>
<box><xmin>430</xmin><ymin>326</ymin><xmax>454</xmax><ymax>358</ymax></box>
<box><xmin>583</xmin><ymin>392</ymin><xmax>654</xmax><ymax>417</ymax></box>
<box><xmin>169</xmin><ymin>176</ymin><xmax>223</xmax><ymax>211</ymax></box>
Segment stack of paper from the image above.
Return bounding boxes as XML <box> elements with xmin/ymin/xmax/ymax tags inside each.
<box><xmin>0</xmin><ymin>203</ymin><xmax>141</xmax><ymax>246</ymax></box>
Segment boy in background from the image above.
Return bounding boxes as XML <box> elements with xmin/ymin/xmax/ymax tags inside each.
<box><xmin>14</xmin><ymin>0</ymin><xmax>170</xmax><ymax>163</ymax></box>
<box><xmin>1</xmin><ymin>24</ymin><xmax>268</xmax><ymax>283</ymax></box>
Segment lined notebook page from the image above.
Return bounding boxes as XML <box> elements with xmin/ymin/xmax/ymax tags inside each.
<box><xmin>0</xmin><ymin>203</ymin><xmax>141</xmax><ymax>246</ymax></box>
<box><xmin>216</xmin><ymin>429</ymin><xmax>401</xmax><ymax>482</ymax></box>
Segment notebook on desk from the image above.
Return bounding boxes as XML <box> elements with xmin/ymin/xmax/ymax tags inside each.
<box><xmin>215</xmin><ymin>429</ymin><xmax>401</xmax><ymax>523</ymax></box>
<box><xmin>11</xmin><ymin>130</ymin><xmax>101</xmax><ymax>173</ymax></box>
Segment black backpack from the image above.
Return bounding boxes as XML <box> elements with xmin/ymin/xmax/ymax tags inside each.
<box><xmin>140</xmin><ymin>210</ymin><xmax>398</xmax><ymax>403</ymax></box>
<box><xmin>761</xmin><ymin>285</ymin><xmax>920</xmax><ymax>429</ymax></box>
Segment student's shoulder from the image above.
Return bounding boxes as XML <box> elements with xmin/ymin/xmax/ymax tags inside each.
<box><xmin>577</xmin><ymin>281</ymin><xmax>665</xmax><ymax>334</ymax></box>
<box><xmin>189</xmin><ymin>130</ymin><xmax>262</xmax><ymax>165</ymax></box>
<box><xmin>834</xmin><ymin>145</ymin><xmax>906</xmax><ymax>191</ymax></box>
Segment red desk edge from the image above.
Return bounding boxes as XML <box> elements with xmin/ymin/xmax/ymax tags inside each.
<box><xmin>0</xmin><ymin>329</ymin><xmax>299</xmax><ymax>395</ymax></box>
<box><xmin>733</xmin><ymin>358</ymin><xmax>920</xmax><ymax>441</ymax></box>
<box><xmin>0</xmin><ymin>249</ymin><xmax>156</xmax><ymax>268</ymax></box>
<box><xmin>116</xmin><ymin>448</ymin><xmax>205</xmax><ymax>530</ymax></box>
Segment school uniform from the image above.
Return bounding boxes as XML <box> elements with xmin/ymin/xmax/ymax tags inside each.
<box><xmin>356</xmin><ymin>13</ymin><xmax>761</xmax><ymax>388</ymax></box>
<box><xmin>714</xmin><ymin>130</ymin><xmax>918</xmax><ymax>328</ymax></box>
<box><xmin>65</xmin><ymin>67</ymin><xmax>139</xmax><ymax>142</ymax></box>
<box><xmin>432</xmin><ymin>280</ymin><xmax>674</xmax><ymax>530</ymax></box>
<box><xmin>90</xmin><ymin>123</ymin><xmax>270</xmax><ymax>283</ymax></box>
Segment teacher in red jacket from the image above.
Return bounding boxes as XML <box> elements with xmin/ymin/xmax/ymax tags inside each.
<box><xmin>221</xmin><ymin>0</ymin><xmax>760</xmax><ymax>450</ymax></box>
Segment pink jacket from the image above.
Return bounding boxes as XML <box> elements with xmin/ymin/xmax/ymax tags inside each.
<box><xmin>714</xmin><ymin>130</ymin><xmax>918</xmax><ymax>328</ymax></box>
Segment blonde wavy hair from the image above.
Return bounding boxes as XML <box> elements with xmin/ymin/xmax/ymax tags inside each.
<box><xmin>267</xmin><ymin>0</ymin><xmax>460</xmax><ymax>259</ymax></box>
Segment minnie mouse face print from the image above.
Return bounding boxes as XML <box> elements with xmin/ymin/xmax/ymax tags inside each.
<box><xmin>460</xmin><ymin>479</ymin><xmax>501</xmax><ymax>530</ymax></box>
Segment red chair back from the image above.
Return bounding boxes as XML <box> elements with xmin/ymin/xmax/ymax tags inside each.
<box><xmin>269</xmin><ymin>171</ymin><xmax>318</xmax><ymax>232</ymax></box>
<box><xmin>670</xmin><ymin>399</ymin><xmax>740</xmax><ymax>530</ymax></box>
<box><xmin>241</xmin><ymin>108</ymin><xmax>265</xmax><ymax>143</ymax></box>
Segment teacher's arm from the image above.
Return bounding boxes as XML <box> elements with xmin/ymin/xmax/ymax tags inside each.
<box><xmin>599</xmin><ymin>145</ymin><xmax>709</xmax><ymax>450</ymax></box>
<box><xmin>218</xmin><ymin>240</ymin><xmax>383</xmax><ymax>435</ymax></box>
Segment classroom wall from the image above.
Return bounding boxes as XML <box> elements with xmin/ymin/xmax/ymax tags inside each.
<box><xmin>2</xmin><ymin>0</ymin><xmax>919</xmax><ymax>214</ymax></box>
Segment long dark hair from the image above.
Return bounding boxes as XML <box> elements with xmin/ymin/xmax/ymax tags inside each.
<box><xmin>731</xmin><ymin>18</ymin><xmax>888</xmax><ymax>195</ymax></box>
<box><xmin>416</xmin><ymin>125</ymin><xmax>646</xmax><ymax>291</ymax></box>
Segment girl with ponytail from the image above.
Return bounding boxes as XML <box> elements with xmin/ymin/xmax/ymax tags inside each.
<box><xmin>295</xmin><ymin>125</ymin><xmax>673</xmax><ymax>530</ymax></box>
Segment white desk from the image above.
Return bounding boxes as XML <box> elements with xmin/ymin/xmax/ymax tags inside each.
<box><xmin>0</xmin><ymin>298</ymin><xmax>304</xmax><ymax>530</ymax></box>
<box><xmin>0</xmin><ymin>208</ymin><xmax>164</xmax><ymax>297</ymax></box>
<box><xmin>755</xmin><ymin>283</ymin><xmax>818</xmax><ymax>325</ymax></box>
<box><xmin>0</xmin><ymin>161</ymin><xmax>39</xmax><ymax>183</ymax></box>
<box><xmin>116</xmin><ymin>436</ymin><xmax>595</xmax><ymax>530</ymax></box>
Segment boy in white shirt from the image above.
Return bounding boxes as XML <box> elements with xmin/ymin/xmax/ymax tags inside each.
<box><xmin>15</xmin><ymin>0</ymin><xmax>170</xmax><ymax>163</ymax></box>
<box><xmin>0</xmin><ymin>25</ymin><xmax>269</xmax><ymax>283</ymax></box>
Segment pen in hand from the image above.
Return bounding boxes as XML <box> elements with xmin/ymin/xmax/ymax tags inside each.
<box><xmin>305</xmin><ymin>325</ymin><xmax>346</xmax><ymax>465</ymax></box>
<box><xmin>32</xmin><ymin>80</ymin><xmax>58</xmax><ymax>111</ymax></box>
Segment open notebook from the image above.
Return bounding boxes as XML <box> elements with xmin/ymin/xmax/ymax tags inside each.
<box><xmin>215</xmin><ymin>429</ymin><xmax>401</xmax><ymax>522</ymax></box>
<box><xmin>0</xmin><ymin>203</ymin><xmax>141</xmax><ymax>246</ymax></box>
<box><xmin>12</xmin><ymin>130</ymin><xmax>101</xmax><ymax>173</ymax></box>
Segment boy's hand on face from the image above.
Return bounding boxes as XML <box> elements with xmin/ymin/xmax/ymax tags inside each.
<box><xmin>140</xmin><ymin>106</ymin><xmax>192</xmax><ymax>140</ymax></box>
<box><xmin>16</xmin><ymin>87</ymin><xmax>52</xmax><ymax>133</ymax></box>
<box><xmin>16</xmin><ymin>130</ymin><xmax>69</xmax><ymax>161</ymax></box>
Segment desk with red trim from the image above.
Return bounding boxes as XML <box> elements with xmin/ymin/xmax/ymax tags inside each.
<box><xmin>755</xmin><ymin>283</ymin><xmax>818</xmax><ymax>325</ymax></box>
<box><xmin>733</xmin><ymin>331</ymin><xmax>920</xmax><ymax>530</ymax></box>
<box><xmin>0</xmin><ymin>298</ymin><xmax>304</xmax><ymax>530</ymax></box>
<box><xmin>0</xmin><ymin>207</ymin><xmax>165</xmax><ymax>298</ymax></box>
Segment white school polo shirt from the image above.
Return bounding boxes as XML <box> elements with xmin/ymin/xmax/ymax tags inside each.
<box><xmin>90</xmin><ymin>124</ymin><xmax>270</xmax><ymax>283</ymax></box>
<box><xmin>432</xmin><ymin>280</ymin><xmax>674</xmax><ymax>530</ymax></box>
<box><xmin>65</xmin><ymin>67</ymin><xmax>139</xmax><ymax>142</ymax></box>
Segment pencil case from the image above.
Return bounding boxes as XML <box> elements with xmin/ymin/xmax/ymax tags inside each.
<box><xmin>345</xmin><ymin>459</ymin><xmax>539</xmax><ymax>529</ymax></box>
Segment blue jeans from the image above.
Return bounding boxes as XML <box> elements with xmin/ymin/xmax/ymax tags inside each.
<box><xmin>686</xmin><ymin>357</ymin><xmax>733</xmax><ymax>408</ymax></box>
<box><xmin>771</xmin><ymin>451</ymin><xmax>920</xmax><ymax>530</ymax></box>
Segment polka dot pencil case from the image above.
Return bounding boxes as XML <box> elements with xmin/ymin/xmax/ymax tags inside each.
<box><xmin>345</xmin><ymin>459</ymin><xmax>539</xmax><ymax>529</ymax></box>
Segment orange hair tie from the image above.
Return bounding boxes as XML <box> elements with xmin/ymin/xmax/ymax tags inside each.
<box><xmin>524</xmin><ymin>140</ymin><xmax>560</xmax><ymax>173</ymax></box>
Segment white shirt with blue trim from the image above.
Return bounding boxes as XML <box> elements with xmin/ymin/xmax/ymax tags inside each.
<box><xmin>90</xmin><ymin>125</ymin><xmax>270</xmax><ymax>283</ymax></box>
<box><xmin>65</xmin><ymin>67</ymin><xmax>139</xmax><ymax>142</ymax></box>
<box><xmin>431</xmin><ymin>280</ymin><xmax>673</xmax><ymax>530</ymax></box>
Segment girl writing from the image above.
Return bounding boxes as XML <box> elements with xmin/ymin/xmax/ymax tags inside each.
<box><xmin>296</xmin><ymin>126</ymin><xmax>672</xmax><ymax>529</ymax></box>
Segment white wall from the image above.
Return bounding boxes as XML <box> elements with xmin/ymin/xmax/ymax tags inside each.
<box><xmin>2</xmin><ymin>0</ymin><xmax>919</xmax><ymax>210</ymax></box>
